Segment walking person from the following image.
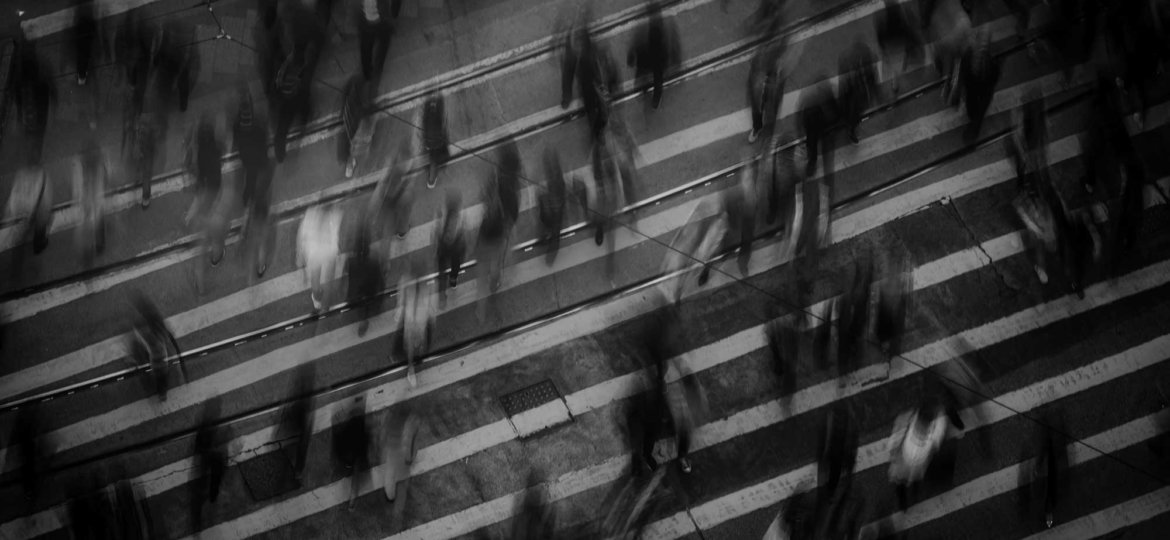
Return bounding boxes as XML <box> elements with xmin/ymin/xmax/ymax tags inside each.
<box><xmin>298</xmin><ymin>203</ymin><xmax>344</xmax><ymax>312</ymax></box>
<box><xmin>74</xmin><ymin>2</ymin><xmax>97</xmax><ymax>86</ymax></box>
<box><xmin>234</xmin><ymin>86</ymin><xmax>276</xmax><ymax>276</ymax></box>
<box><xmin>875</xmin><ymin>0</ymin><xmax>923</xmax><ymax>93</ymax></box>
<box><xmin>272</xmin><ymin>18</ymin><xmax>322</xmax><ymax>162</ymax></box>
<box><xmin>340</xmin><ymin>76</ymin><xmax>377</xmax><ymax>178</ymax></box>
<box><xmin>559</xmin><ymin>3</ymin><xmax>591</xmax><ymax>109</ymax></box>
<box><xmin>125</xmin><ymin>107</ymin><xmax>162</xmax><ymax>208</ymax></box>
<box><xmin>185</xmin><ymin>115</ymin><xmax>224</xmax><ymax>231</ymax></box>
<box><xmin>419</xmin><ymin>91</ymin><xmax>450</xmax><ymax>188</ymax></box>
<box><xmin>958</xmin><ymin>28</ymin><xmax>1000</xmax><ymax>142</ymax></box>
<box><xmin>333</xmin><ymin>397</ymin><xmax>371</xmax><ymax>510</ymax></box>
<box><xmin>476</xmin><ymin>170</ymin><xmax>512</xmax><ymax>322</ymax></box>
<box><xmin>13</xmin><ymin>37</ymin><xmax>56</xmax><ymax>165</ymax></box>
<box><xmin>369</xmin><ymin>139</ymin><xmax>415</xmax><ymax>242</ymax></box>
<box><xmin>348</xmin><ymin>212</ymin><xmax>384</xmax><ymax>337</ymax></box>
<box><xmin>376</xmin><ymin>408</ymin><xmax>421</xmax><ymax>525</ymax></box>
<box><xmin>434</xmin><ymin>189</ymin><xmax>466</xmax><ymax>306</ymax></box>
<box><xmin>356</xmin><ymin>0</ymin><xmax>394</xmax><ymax>82</ymax></box>
<box><xmin>285</xmin><ymin>361</ymin><xmax>316</xmax><ymax>481</ymax></box>
<box><xmin>747</xmin><ymin>35</ymin><xmax>786</xmax><ymax>144</ymax></box>
<box><xmin>4</xmin><ymin>164</ymin><xmax>54</xmax><ymax>280</ymax></box>
<box><xmin>627</xmin><ymin>1</ymin><xmax>677</xmax><ymax>111</ymax></box>
<box><xmin>74</xmin><ymin>141</ymin><xmax>109</xmax><ymax>267</ymax></box>
<box><xmin>157</xmin><ymin>20</ymin><xmax>200</xmax><ymax>113</ymax></box>
<box><xmin>129</xmin><ymin>293</ymin><xmax>184</xmax><ymax>402</ymax></box>
<box><xmin>837</xmin><ymin>42</ymin><xmax>878</xmax><ymax>144</ymax></box>
<box><xmin>539</xmin><ymin>148</ymin><xmax>567</xmax><ymax>265</ymax></box>
<box><xmin>191</xmin><ymin>398</ymin><xmax>227</xmax><ymax>531</ymax></box>
<box><xmin>395</xmin><ymin>263</ymin><xmax>436</xmax><ymax>388</ymax></box>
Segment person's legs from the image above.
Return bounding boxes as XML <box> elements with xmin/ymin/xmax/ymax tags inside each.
<box><xmin>359</xmin><ymin>20</ymin><xmax>375</xmax><ymax>81</ymax></box>
<box><xmin>561</xmin><ymin>44</ymin><xmax>577</xmax><ymax>109</ymax></box>
<box><xmin>652</xmin><ymin>62</ymin><xmax>664</xmax><ymax>109</ymax></box>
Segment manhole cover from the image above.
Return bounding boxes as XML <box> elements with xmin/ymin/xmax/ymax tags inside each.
<box><xmin>238</xmin><ymin>449</ymin><xmax>300</xmax><ymax>502</ymax></box>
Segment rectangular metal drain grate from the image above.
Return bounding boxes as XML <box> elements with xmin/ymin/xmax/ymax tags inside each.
<box><xmin>500</xmin><ymin>379</ymin><xmax>572</xmax><ymax>439</ymax></box>
<box><xmin>500</xmin><ymin>379</ymin><xmax>562</xmax><ymax>417</ymax></box>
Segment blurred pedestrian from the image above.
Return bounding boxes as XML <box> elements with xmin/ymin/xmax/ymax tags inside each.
<box><xmin>419</xmin><ymin>92</ymin><xmax>450</xmax><ymax>188</ymax></box>
<box><xmin>559</xmin><ymin>4</ymin><xmax>591</xmax><ymax>109</ymax></box>
<box><xmin>298</xmin><ymin>203</ymin><xmax>344</xmax><ymax>311</ymax></box>
<box><xmin>370</xmin><ymin>139</ymin><xmax>415</xmax><ymax>242</ymax></box>
<box><xmin>5</xmin><ymin>164</ymin><xmax>55</xmax><ymax>276</ymax></box>
<box><xmin>798</xmin><ymin>80</ymin><xmax>838</xmax><ymax>179</ymax></box>
<box><xmin>887</xmin><ymin>396</ymin><xmax>956</xmax><ymax>510</ymax></box>
<box><xmin>816</xmin><ymin>402</ymin><xmax>859</xmax><ymax>533</ymax></box>
<box><xmin>12</xmin><ymin>37</ymin><xmax>56</xmax><ymax>165</ymax></box>
<box><xmin>129</xmin><ymin>292</ymin><xmax>184</xmax><ymax>402</ymax></box>
<box><xmin>765</xmin><ymin>315</ymin><xmax>800</xmax><ymax>398</ymax></box>
<box><xmin>747</xmin><ymin>35</ymin><xmax>786</xmax><ymax>144</ymax></box>
<box><xmin>837</xmin><ymin>42</ymin><xmax>877</xmax><ymax>144</ymax></box>
<box><xmin>74</xmin><ymin>2</ymin><xmax>97</xmax><ymax>86</ymax></box>
<box><xmin>723</xmin><ymin>151</ymin><xmax>758</xmax><ymax>275</ymax></box>
<box><xmin>191</xmin><ymin>398</ymin><xmax>227</xmax><ymax>530</ymax></box>
<box><xmin>185</xmin><ymin>115</ymin><xmax>224</xmax><ymax>231</ymax></box>
<box><xmin>272</xmin><ymin>26</ymin><xmax>321</xmax><ymax>162</ymax></box>
<box><xmin>875</xmin><ymin>0</ymin><xmax>923</xmax><ymax>93</ymax></box>
<box><xmin>921</xmin><ymin>0</ymin><xmax>973</xmax><ymax>103</ymax></box>
<box><xmin>74</xmin><ymin>141</ymin><xmax>109</xmax><ymax>267</ymax></box>
<box><xmin>434</xmin><ymin>189</ymin><xmax>467</xmax><ymax>305</ymax></box>
<box><xmin>376</xmin><ymin>407</ymin><xmax>420</xmax><ymax>508</ymax></box>
<box><xmin>958</xmin><ymin>27</ymin><xmax>1000</xmax><ymax>142</ymax></box>
<box><xmin>356</xmin><ymin>0</ymin><xmax>394</xmax><ymax>82</ymax></box>
<box><xmin>348</xmin><ymin>211</ymin><xmax>384</xmax><ymax>337</ymax></box>
<box><xmin>113</xmin><ymin>477</ymin><xmax>154</xmax><ymax>539</ymax></box>
<box><xmin>284</xmin><ymin>361</ymin><xmax>316</xmax><ymax>480</ymax></box>
<box><xmin>476</xmin><ymin>172</ymin><xmax>510</xmax><ymax>321</ymax></box>
<box><xmin>333</xmin><ymin>396</ymin><xmax>371</xmax><ymax>510</ymax></box>
<box><xmin>581</xmin><ymin>36</ymin><xmax>621</xmax><ymax>139</ymax></box>
<box><xmin>340</xmin><ymin>76</ymin><xmax>377</xmax><ymax>178</ymax></box>
<box><xmin>235</xmin><ymin>86</ymin><xmax>276</xmax><ymax>276</ymax></box>
<box><xmin>627</xmin><ymin>1</ymin><xmax>678</xmax><ymax>111</ymax></box>
<box><xmin>68</xmin><ymin>476</ymin><xmax>117</xmax><ymax>539</ymax></box>
<box><xmin>12</xmin><ymin>407</ymin><xmax>45</xmax><ymax>508</ymax></box>
<box><xmin>876</xmin><ymin>253</ymin><xmax>911</xmax><ymax>357</ymax></box>
<box><xmin>125</xmin><ymin>107</ymin><xmax>162</xmax><ymax>208</ymax></box>
<box><xmin>837</xmin><ymin>255</ymin><xmax>873</xmax><ymax>373</ymax></box>
<box><xmin>254</xmin><ymin>2</ymin><xmax>284</xmax><ymax>99</ymax></box>
<box><xmin>1025</xmin><ymin>414</ymin><xmax>1069</xmax><ymax>529</ymax></box>
<box><xmin>395</xmin><ymin>262</ymin><xmax>436</xmax><ymax>388</ymax></box>
<box><xmin>157</xmin><ymin>20</ymin><xmax>200</xmax><ymax>113</ymax></box>
<box><xmin>539</xmin><ymin>148</ymin><xmax>567</xmax><ymax>265</ymax></box>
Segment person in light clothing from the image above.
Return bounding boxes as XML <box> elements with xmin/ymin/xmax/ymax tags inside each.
<box><xmin>887</xmin><ymin>398</ymin><xmax>958</xmax><ymax>510</ymax></box>
<box><xmin>395</xmin><ymin>264</ymin><xmax>436</xmax><ymax>388</ymax></box>
<box><xmin>298</xmin><ymin>203</ymin><xmax>344</xmax><ymax>311</ymax></box>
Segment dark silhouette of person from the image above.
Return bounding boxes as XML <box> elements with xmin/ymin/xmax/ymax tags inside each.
<box><xmin>191</xmin><ymin>398</ymin><xmax>227</xmax><ymax>531</ymax></box>
<box><xmin>539</xmin><ymin>148</ymin><xmax>567</xmax><ymax>265</ymax></box>
<box><xmin>356</xmin><ymin>0</ymin><xmax>394</xmax><ymax>81</ymax></box>
<box><xmin>627</xmin><ymin>1</ymin><xmax>677</xmax><ymax>110</ymax></box>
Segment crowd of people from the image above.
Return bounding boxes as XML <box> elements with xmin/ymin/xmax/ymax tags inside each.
<box><xmin>4</xmin><ymin>0</ymin><xmax>1170</xmax><ymax>537</ymax></box>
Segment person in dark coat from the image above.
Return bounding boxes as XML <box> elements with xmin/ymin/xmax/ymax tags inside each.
<box><xmin>13</xmin><ymin>37</ymin><xmax>56</xmax><ymax>165</ymax></box>
<box><xmin>125</xmin><ymin>107</ymin><xmax>162</xmax><ymax>208</ymax></box>
<box><xmin>837</xmin><ymin>255</ymin><xmax>873</xmax><ymax>373</ymax></box>
<box><xmin>435</xmin><ymin>189</ymin><xmax>466</xmax><ymax>305</ymax></box>
<box><xmin>273</xmin><ymin>4</ymin><xmax>324</xmax><ymax>162</ymax></box>
<box><xmin>156</xmin><ymin>20</ymin><xmax>200</xmax><ymax>113</ymax></box>
<box><xmin>497</xmin><ymin>138</ymin><xmax>522</xmax><ymax>226</ymax></box>
<box><xmin>539</xmin><ymin>148</ymin><xmax>567</xmax><ymax>265</ymax></box>
<box><xmin>959</xmin><ymin>28</ymin><xmax>1000</xmax><ymax>143</ymax></box>
<box><xmin>817</xmin><ymin>402</ymin><xmax>859</xmax><ymax>512</ymax></box>
<box><xmin>339</xmin><ymin>76</ymin><xmax>376</xmax><ymax>178</ymax></box>
<box><xmin>285</xmin><ymin>361</ymin><xmax>316</xmax><ymax>481</ymax></box>
<box><xmin>13</xmin><ymin>407</ymin><xmax>45</xmax><ymax>509</ymax></box>
<box><xmin>186</xmin><ymin>116</ymin><xmax>224</xmax><ymax>238</ymax></box>
<box><xmin>356</xmin><ymin>0</ymin><xmax>394</xmax><ymax>81</ymax></box>
<box><xmin>68</xmin><ymin>476</ymin><xmax>118</xmax><ymax>540</ymax></box>
<box><xmin>747</xmin><ymin>35</ymin><xmax>786</xmax><ymax>144</ymax></box>
<box><xmin>580</xmin><ymin>37</ymin><xmax>620</xmax><ymax>140</ymax></box>
<box><xmin>334</xmin><ymin>397</ymin><xmax>371</xmax><ymax>510</ymax></box>
<box><xmin>837</xmin><ymin>42</ymin><xmax>877</xmax><ymax>144</ymax></box>
<box><xmin>234</xmin><ymin>89</ymin><xmax>275</xmax><ymax>274</ymax></box>
<box><xmin>559</xmin><ymin>4</ymin><xmax>590</xmax><ymax>109</ymax></box>
<box><xmin>348</xmin><ymin>211</ymin><xmax>384</xmax><ymax>337</ymax></box>
<box><xmin>627</xmin><ymin>1</ymin><xmax>677</xmax><ymax>110</ymax></box>
<box><xmin>74</xmin><ymin>2</ymin><xmax>97</xmax><ymax>86</ymax></box>
<box><xmin>875</xmin><ymin>0</ymin><xmax>923</xmax><ymax>93</ymax></box>
<box><xmin>798</xmin><ymin>80</ymin><xmax>838</xmax><ymax>179</ymax></box>
<box><xmin>420</xmin><ymin>92</ymin><xmax>450</xmax><ymax>188</ymax></box>
<box><xmin>254</xmin><ymin>3</ymin><xmax>284</xmax><ymax>99</ymax></box>
<box><xmin>191</xmin><ymin>398</ymin><xmax>227</xmax><ymax>530</ymax></box>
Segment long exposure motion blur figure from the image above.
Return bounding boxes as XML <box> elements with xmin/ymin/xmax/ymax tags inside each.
<box><xmin>157</xmin><ymin>20</ymin><xmax>200</xmax><ymax>113</ymax></box>
<box><xmin>377</xmin><ymin>407</ymin><xmax>421</xmax><ymax>529</ymax></box>
<box><xmin>370</xmin><ymin>139</ymin><xmax>416</xmax><ymax>243</ymax></box>
<box><xmin>235</xmin><ymin>86</ymin><xmax>277</xmax><ymax>276</ymax></box>
<box><xmin>420</xmin><ymin>91</ymin><xmax>450</xmax><ymax>188</ymax></box>
<box><xmin>348</xmin><ymin>211</ymin><xmax>384</xmax><ymax>337</ymax></box>
<box><xmin>837</xmin><ymin>41</ymin><xmax>878</xmax><ymax>144</ymax></box>
<box><xmin>299</xmin><ymin>203</ymin><xmax>344</xmax><ymax>312</ymax></box>
<box><xmin>539</xmin><ymin>148</ymin><xmax>568</xmax><ymax>265</ymax></box>
<box><xmin>475</xmin><ymin>139</ymin><xmax>521</xmax><ymax>320</ymax></box>
<box><xmin>627</xmin><ymin>0</ymin><xmax>678</xmax><ymax>111</ymax></box>
<box><xmin>746</xmin><ymin>30</ymin><xmax>787</xmax><ymax>144</ymax></box>
<box><xmin>12</xmin><ymin>406</ymin><xmax>46</xmax><ymax>509</ymax></box>
<box><xmin>334</xmin><ymin>397</ymin><xmax>371</xmax><ymax>510</ymax></box>
<box><xmin>435</xmin><ymin>189</ymin><xmax>467</xmax><ymax>305</ymax></box>
<box><xmin>340</xmin><ymin>76</ymin><xmax>377</xmax><ymax>178</ymax></box>
<box><xmin>5</xmin><ymin>164</ymin><xmax>54</xmax><ymax>279</ymax></box>
<box><xmin>356</xmin><ymin>0</ymin><xmax>394</xmax><ymax>81</ymax></box>
<box><xmin>395</xmin><ymin>261</ymin><xmax>436</xmax><ymax>388</ymax></box>
<box><xmin>956</xmin><ymin>27</ymin><xmax>1000</xmax><ymax>142</ymax></box>
<box><xmin>125</xmin><ymin>104</ymin><xmax>162</xmax><ymax>208</ymax></box>
<box><xmin>74</xmin><ymin>141</ymin><xmax>110</xmax><ymax>267</ymax></box>
<box><xmin>284</xmin><ymin>361</ymin><xmax>316</xmax><ymax>480</ymax></box>
<box><xmin>13</xmin><ymin>35</ymin><xmax>56</xmax><ymax>165</ymax></box>
<box><xmin>510</xmin><ymin>471</ymin><xmax>558</xmax><ymax>539</ymax></box>
<box><xmin>273</xmin><ymin>2</ymin><xmax>324</xmax><ymax>162</ymax></box>
<box><xmin>130</xmin><ymin>293</ymin><xmax>184</xmax><ymax>402</ymax></box>
<box><xmin>1005</xmin><ymin>91</ymin><xmax>1066</xmax><ymax>289</ymax></box>
<box><xmin>191</xmin><ymin>398</ymin><xmax>227</xmax><ymax>530</ymax></box>
<box><xmin>875</xmin><ymin>0</ymin><xmax>923</xmax><ymax>93</ymax></box>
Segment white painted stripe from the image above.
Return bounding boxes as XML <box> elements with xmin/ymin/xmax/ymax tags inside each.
<box><xmin>0</xmin><ymin>37</ymin><xmax>1090</xmax><ymax>407</ymax></box>
<box><xmin>1021</xmin><ymin>486</ymin><xmax>1170</xmax><ymax>540</ymax></box>
<box><xmin>20</xmin><ymin>0</ymin><xmax>154</xmax><ymax>40</ymax></box>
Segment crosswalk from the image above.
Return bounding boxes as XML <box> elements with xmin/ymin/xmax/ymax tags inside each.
<box><xmin>3</xmin><ymin>0</ymin><xmax>1170</xmax><ymax>538</ymax></box>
